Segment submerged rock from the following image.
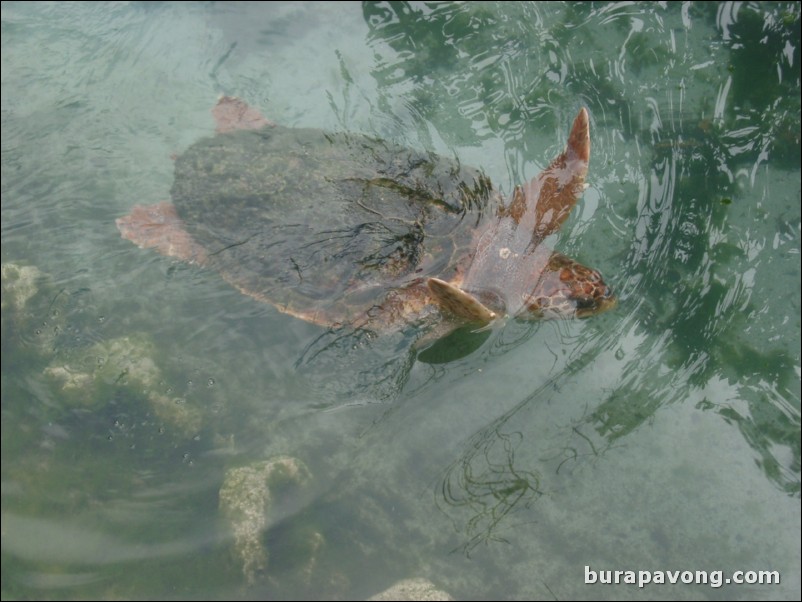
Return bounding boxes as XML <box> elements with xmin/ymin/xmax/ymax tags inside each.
<box><xmin>368</xmin><ymin>577</ymin><xmax>454</xmax><ymax>601</ymax></box>
<box><xmin>1</xmin><ymin>263</ymin><xmax>43</xmax><ymax>312</ymax></box>
<box><xmin>219</xmin><ymin>456</ymin><xmax>311</xmax><ymax>584</ymax></box>
<box><xmin>43</xmin><ymin>334</ymin><xmax>202</xmax><ymax>434</ymax></box>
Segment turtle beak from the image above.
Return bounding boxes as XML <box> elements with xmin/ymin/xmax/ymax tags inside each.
<box><xmin>591</xmin><ymin>292</ymin><xmax>617</xmax><ymax>316</ymax></box>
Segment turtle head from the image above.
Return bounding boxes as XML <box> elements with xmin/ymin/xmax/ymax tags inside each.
<box><xmin>521</xmin><ymin>252</ymin><xmax>616</xmax><ymax>319</ymax></box>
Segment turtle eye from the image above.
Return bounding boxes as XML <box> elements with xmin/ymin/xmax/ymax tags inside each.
<box><xmin>570</xmin><ymin>280</ymin><xmax>616</xmax><ymax>316</ymax></box>
<box><xmin>573</xmin><ymin>294</ymin><xmax>597</xmax><ymax>311</ymax></box>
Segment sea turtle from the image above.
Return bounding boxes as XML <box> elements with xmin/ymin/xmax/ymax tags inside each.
<box><xmin>116</xmin><ymin>97</ymin><xmax>615</xmax><ymax>335</ymax></box>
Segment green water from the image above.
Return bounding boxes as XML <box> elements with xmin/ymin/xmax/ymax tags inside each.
<box><xmin>2</xmin><ymin>2</ymin><xmax>799</xmax><ymax>600</ymax></box>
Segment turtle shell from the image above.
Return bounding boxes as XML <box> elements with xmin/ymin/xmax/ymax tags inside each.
<box><xmin>117</xmin><ymin>99</ymin><xmax>616</xmax><ymax>330</ymax></box>
<box><xmin>170</xmin><ymin>125</ymin><xmax>498</xmax><ymax>326</ymax></box>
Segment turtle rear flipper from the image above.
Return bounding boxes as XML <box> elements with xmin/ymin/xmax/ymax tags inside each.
<box><xmin>212</xmin><ymin>96</ymin><xmax>275</xmax><ymax>134</ymax></box>
<box><xmin>116</xmin><ymin>201</ymin><xmax>208</xmax><ymax>265</ymax></box>
<box><xmin>427</xmin><ymin>278</ymin><xmax>496</xmax><ymax>323</ymax></box>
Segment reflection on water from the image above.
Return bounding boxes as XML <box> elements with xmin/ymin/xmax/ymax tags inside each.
<box><xmin>2</xmin><ymin>1</ymin><xmax>800</xmax><ymax>600</ymax></box>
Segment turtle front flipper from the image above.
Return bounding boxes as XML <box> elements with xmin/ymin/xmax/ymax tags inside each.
<box><xmin>427</xmin><ymin>278</ymin><xmax>496</xmax><ymax>323</ymax></box>
<box><xmin>510</xmin><ymin>107</ymin><xmax>590</xmax><ymax>242</ymax></box>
